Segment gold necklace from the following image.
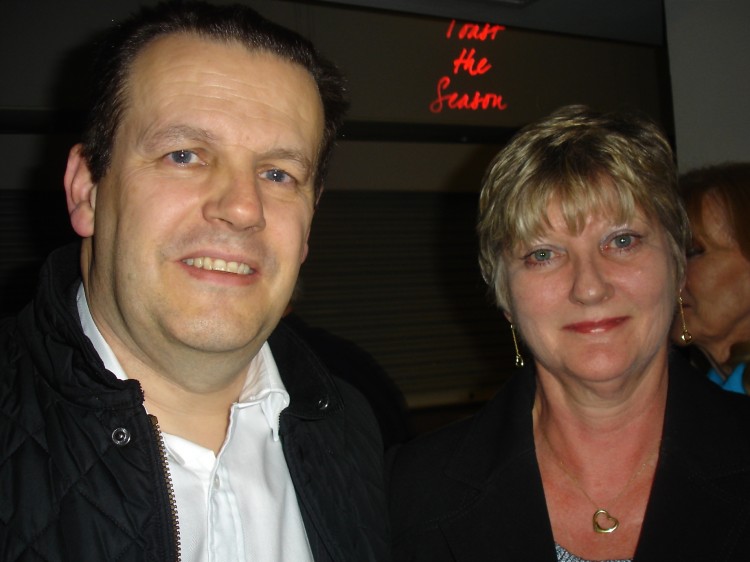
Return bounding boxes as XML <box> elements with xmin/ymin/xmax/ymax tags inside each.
<box><xmin>540</xmin><ymin>432</ymin><xmax>658</xmax><ymax>534</ymax></box>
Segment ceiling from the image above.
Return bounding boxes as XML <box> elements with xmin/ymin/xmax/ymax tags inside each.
<box><xmin>318</xmin><ymin>0</ymin><xmax>665</xmax><ymax>46</ymax></box>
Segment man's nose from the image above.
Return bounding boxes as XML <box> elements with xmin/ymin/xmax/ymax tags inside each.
<box><xmin>203</xmin><ymin>171</ymin><xmax>266</xmax><ymax>232</ymax></box>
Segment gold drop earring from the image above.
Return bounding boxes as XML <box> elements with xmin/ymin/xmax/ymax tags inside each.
<box><xmin>510</xmin><ymin>323</ymin><xmax>525</xmax><ymax>368</ymax></box>
<box><xmin>678</xmin><ymin>294</ymin><xmax>693</xmax><ymax>344</ymax></box>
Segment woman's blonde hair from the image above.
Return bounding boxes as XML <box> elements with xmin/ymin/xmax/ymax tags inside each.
<box><xmin>477</xmin><ymin>105</ymin><xmax>690</xmax><ymax>311</ymax></box>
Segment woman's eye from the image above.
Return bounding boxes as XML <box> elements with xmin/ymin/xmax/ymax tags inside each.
<box><xmin>613</xmin><ymin>234</ymin><xmax>634</xmax><ymax>248</ymax></box>
<box><xmin>167</xmin><ymin>150</ymin><xmax>198</xmax><ymax>165</ymax></box>
<box><xmin>605</xmin><ymin>232</ymin><xmax>641</xmax><ymax>252</ymax></box>
<box><xmin>686</xmin><ymin>244</ymin><xmax>704</xmax><ymax>258</ymax></box>
<box><xmin>524</xmin><ymin>248</ymin><xmax>556</xmax><ymax>265</ymax></box>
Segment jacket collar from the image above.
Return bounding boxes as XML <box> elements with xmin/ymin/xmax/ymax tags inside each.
<box><xmin>268</xmin><ymin>321</ymin><xmax>344</xmax><ymax>420</ymax></box>
<box><xmin>18</xmin><ymin>243</ymin><xmax>142</xmax><ymax>409</ymax></box>
<box><xmin>444</xmin><ymin>368</ymin><xmax>537</xmax><ymax>487</ymax></box>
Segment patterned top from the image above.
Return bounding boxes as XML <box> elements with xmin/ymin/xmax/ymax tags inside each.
<box><xmin>556</xmin><ymin>543</ymin><xmax>632</xmax><ymax>562</ymax></box>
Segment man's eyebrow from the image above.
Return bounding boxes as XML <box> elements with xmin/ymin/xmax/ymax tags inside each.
<box><xmin>141</xmin><ymin>125</ymin><xmax>216</xmax><ymax>152</ymax></box>
<box><xmin>263</xmin><ymin>149</ymin><xmax>314</xmax><ymax>175</ymax></box>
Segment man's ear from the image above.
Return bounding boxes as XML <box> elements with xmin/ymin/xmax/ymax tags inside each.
<box><xmin>63</xmin><ymin>143</ymin><xmax>97</xmax><ymax>237</ymax></box>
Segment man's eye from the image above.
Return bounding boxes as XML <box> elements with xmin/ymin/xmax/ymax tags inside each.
<box><xmin>167</xmin><ymin>150</ymin><xmax>198</xmax><ymax>165</ymax></box>
<box><xmin>263</xmin><ymin>169</ymin><xmax>293</xmax><ymax>183</ymax></box>
<box><xmin>686</xmin><ymin>244</ymin><xmax>704</xmax><ymax>258</ymax></box>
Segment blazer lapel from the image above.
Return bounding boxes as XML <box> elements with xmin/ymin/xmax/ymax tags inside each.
<box><xmin>635</xmin><ymin>359</ymin><xmax>750</xmax><ymax>561</ymax></box>
<box><xmin>439</xmin><ymin>453</ymin><xmax>557</xmax><ymax>561</ymax></box>
<box><xmin>439</xmin><ymin>371</ymin><xmax>558</xmax><ymax>561</ymax></box>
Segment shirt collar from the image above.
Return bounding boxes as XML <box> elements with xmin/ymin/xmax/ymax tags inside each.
<box><xmin>76</xmin><ymin>283</ymin><xmax>290</xmax><ymax>440</ymax></box>
<box><xmin>77</xmin><ymin>283</ymin><xmax>128</xmax><ymax>381</ymax></box>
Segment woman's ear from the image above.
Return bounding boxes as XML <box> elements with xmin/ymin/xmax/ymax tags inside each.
<box><xmin>63</xmin><ymin>144</ymin><xmax>97</xmax><ymax>237</ymax></box>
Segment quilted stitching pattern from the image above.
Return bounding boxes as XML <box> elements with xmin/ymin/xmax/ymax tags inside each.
<box><xmin>1</xmin><ymin>310</ymin><xmax>173</xmax><ymax>561</ymax></box>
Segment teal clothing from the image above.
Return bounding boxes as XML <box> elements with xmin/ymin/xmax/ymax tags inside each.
<box><xmin>708</xmin><ymin>363</ymin><xmax>747</xmax><ymax>395</ymax></box>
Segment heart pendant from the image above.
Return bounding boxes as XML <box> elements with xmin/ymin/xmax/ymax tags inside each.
<box><xmin>593</xmin><ymin>509</ymin><xmax>619</xmax><ymax>533</ymax></box>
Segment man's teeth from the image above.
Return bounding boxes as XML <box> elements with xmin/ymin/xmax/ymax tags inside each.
<box><xmin>183</xmin><ymin>257</ymin><xmax>253</xmax><ymax>275</ymax></box>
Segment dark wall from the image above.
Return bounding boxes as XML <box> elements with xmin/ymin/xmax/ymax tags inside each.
<box><xmin>0</xmin><ymin>0</ymin><xmax>671</xmax><ymax>413</ymax></box>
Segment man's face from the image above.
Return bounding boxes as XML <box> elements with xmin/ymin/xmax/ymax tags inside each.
<box><xmin>77</xmin><ymin>34</ymin><xmax>323</xmax><ymax>383</ymax></box>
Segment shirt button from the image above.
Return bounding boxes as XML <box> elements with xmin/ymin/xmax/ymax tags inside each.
<box><xmin>111</xmin><ymin>427</ymin><xmax>131</xmax><ymax>446</ymax></box>
<box><xmin>214</xmin><ymin>476</ymin><xmax>221</xmax><ymax>489</ymax></box>
<box><xmin>317</xmin><ymin>397</ymin><xmax>329</xmax><ymax>411</ymax></box>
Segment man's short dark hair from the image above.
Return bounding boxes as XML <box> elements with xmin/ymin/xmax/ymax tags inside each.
<box><xmin>81</xmin><ymin>0</ymin><xmax>348</xmax><ymax>199</ymax></box>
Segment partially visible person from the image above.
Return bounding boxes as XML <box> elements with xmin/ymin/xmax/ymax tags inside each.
<box><xmin>388</xmin><ymin>105</ymin><xmax>750</xmax><ymax>561</ymax></box>
<box><xmin>671</xmin><ymin>162</ymin><xmax>750</xmax><ymax>395</ymax></box>
<box><xmin>0</xmin><ymin>2</ymin><xmax>390</xmax><ymax>561</ymax></box>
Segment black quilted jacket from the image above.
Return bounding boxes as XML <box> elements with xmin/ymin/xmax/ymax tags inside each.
<box><xmin>0</xmin><ymin>244</ymin><xmax>390</xmax><ymax>561</ymax></box>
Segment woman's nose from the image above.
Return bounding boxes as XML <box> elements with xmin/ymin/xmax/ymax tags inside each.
<box><xmin>570</xmin><ymin>255</ymin><xmax>614</xmax><ymax>305</ymax></box>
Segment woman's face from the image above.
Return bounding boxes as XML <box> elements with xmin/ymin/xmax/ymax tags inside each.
<box><xmin>506</xmin><ymin>199</ymin><xmax>676</xmax><ymax>386</ymax></box>
<box><xmin>675</xmin><ymin>195</ymin><xmax>750</xmax><ymax>361</ymax></box>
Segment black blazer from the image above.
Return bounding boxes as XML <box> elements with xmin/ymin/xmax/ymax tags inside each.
<box><xmin>388</xmin><ymin>354</ymin><xmax>750</xmax><ymax>561</ymax></box>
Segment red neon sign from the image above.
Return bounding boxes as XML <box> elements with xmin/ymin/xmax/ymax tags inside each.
<box><xmin>453</xmin><ymin>48</ymin><xmax>492</xmax><ymax>76</ymax></box>
<box><xmin>430</xmin><ymin>77</ymin><xmax>507</xmax><ymax>113</ymax></box>
<box><xmin>430</xmin><ymin>19</ymin><xmax>508</xmax><ymax>114</ymax></box>
<box><xmin>446</xmin><ymin>20</ymin><xmax>505</xmax><ymax>41</ymax></box>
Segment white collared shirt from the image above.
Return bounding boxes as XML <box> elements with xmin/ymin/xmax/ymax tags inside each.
<box><xmin>77</xmin><ymin>285</ymin><xmax>313</xmax><ymax>562</ymax></box>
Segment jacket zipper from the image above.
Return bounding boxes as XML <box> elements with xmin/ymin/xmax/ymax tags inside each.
<box><xmin>149</xmin><ymin>414</ymin><xmax>182</xmax><ymax>561</ymax></box>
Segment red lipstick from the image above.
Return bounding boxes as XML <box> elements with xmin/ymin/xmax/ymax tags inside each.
<box><xmin>563</xmin><ymin>317</ymin><xmax>629</xmax><ymax>334</ymax></box>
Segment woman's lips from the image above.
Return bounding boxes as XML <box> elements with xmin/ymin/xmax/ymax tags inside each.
<box><xmin>563</xmin><ymin>316</ymin><xmax>629</xmax><ymax>334</ymax></box>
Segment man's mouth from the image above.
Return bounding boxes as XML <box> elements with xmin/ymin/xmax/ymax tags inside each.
<box><xmin>182</xmin><ymin>257</ymin><xmax>254</xmax><ymax>275</ymax></box>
